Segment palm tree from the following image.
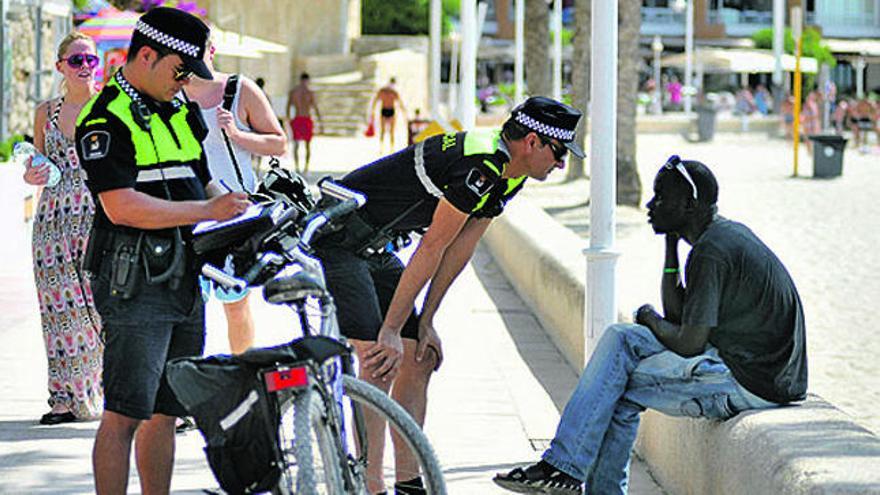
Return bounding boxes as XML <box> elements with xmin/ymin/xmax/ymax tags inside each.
<box><xmin>566</xmin><ymin>0</ymin><xmax>590</xmax><ymax>181</ymax></box>
<box><xmin>616</xmin><ymin>0</ymin><xmax>642</xmax><ymax>206</ymax></box>
<box><xmin>525</xmin><ymin>0</ymin><xmax>550</xmax><ymax>97</ymax></box>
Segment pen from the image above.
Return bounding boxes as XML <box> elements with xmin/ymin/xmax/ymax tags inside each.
<box><xmin>218</xmin><ymin>179</ymin><xmax>234</xmax><ymax>193</ymax></box>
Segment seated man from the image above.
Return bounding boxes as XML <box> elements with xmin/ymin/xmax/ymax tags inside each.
<box><xmin>494</xmin><ymin>156</ymin><xmax>808</xmax><ymax>495</ymax></box>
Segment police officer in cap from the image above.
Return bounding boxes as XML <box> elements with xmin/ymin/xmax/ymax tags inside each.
<box><xmin>314</xmin><ymin>95</ymin><xmax>583</xmax><ymax>493</ymax></box>
<box><xmin>75</xmin><ymin>7</ymin><xmax>249</xmax><ymax>493</ymax></box>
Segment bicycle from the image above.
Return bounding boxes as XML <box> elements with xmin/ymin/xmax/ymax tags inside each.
<box><xmin>166</xmin><ymin>178</ymin><xmax>447</xmax><ymax>495</ymax></box>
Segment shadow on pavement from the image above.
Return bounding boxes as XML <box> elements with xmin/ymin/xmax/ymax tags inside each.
<box><xmin>470</xmin><ymin>246</ymin><xmax>579</xmax><ymax>413</ymax></box>
<box><xmin>0</xmin><ymin>420</ymin><xmax>98</xmax><ymax>442</ymax></box>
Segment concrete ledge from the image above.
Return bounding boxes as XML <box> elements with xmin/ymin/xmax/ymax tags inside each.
<box><xmin>481</xmin><ymin>197</ymin><xmax>880</xmax><ymax>494</ymax></box>
<box><xmin>637</xmin><ymin>397</ymin><xmax>880</xmax><ymax>495</ymax></box>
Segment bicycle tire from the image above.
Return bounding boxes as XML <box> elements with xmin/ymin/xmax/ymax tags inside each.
<box><xmin>342</xmin><ymin>375</ymin><xmax>447</xmax><ymax>495</ymax></box>
<box><xmin>275</xmin><ymin>387</ymin><xmax>346</xmax><ymax>495</ymax></box>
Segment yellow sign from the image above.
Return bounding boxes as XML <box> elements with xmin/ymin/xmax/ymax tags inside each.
<box><xmin>414</xmin><ymin>119</ymin><xmax>463</xmax><ymax>143</ymax></box>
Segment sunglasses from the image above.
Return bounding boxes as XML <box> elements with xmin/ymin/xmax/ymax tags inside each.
<box><xmin>663</xmin><ymin>155</ymin><xmax>698</xmax><ymax>200</ymax></box>
<box><xmin>60</xmin><ymin>53</ymin><xmax>99</xmax><ymax>69</ymax></box>
<box><xmin>539</xmin><ymin>135</ymin><xmax>568</xmax><ymax>162</ymax></box>
<box><xmin>172</xmin><ymin>65</ymin><xmax>194</xmax><ymax>82</ymax></box>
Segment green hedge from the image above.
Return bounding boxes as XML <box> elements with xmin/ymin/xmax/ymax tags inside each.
<box><xmin>0</xmin><ymin>135</ymin><xmax>25</xmax><ymax>162</ymax></box>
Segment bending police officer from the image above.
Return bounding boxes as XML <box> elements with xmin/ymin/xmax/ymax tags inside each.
<box><xmin>75</xmin><ymin>8</ymin><xmax>249</xmax><ymax>494</ymax></box>
<box><xmin>315</xmin><ymin>96</ymin><xmax>584</xmax><ymax>494</ymax></box>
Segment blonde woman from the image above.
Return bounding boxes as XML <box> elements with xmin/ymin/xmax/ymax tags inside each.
<box><xmin>23</xmin><ymin>31</ymin><xmax>103</xmax><ymax>424</ymax></box>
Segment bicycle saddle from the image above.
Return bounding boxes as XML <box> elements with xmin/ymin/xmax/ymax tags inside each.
<box><xmin>263</xmin><ymin>270</ymin><xmax>326</xmax><ymax>305</ymax></box>
<box><xmin>235</xmin><ymin>336</ymin><xmax>350</xmax><ymax>367</ymax></box>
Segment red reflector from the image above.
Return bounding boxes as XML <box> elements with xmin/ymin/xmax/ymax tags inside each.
<box><xmin>264</xmin><ymin>367</ymin><xmax>309</xmax><ymax>392</ymax></box>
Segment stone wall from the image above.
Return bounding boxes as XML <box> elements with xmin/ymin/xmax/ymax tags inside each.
<box><xmin>199</xmin><ymin>0</ymin><xmax>361</xmax><ymax>105</ymax></box>
<box><xmin>5</xmin><ymin>5</ymin><xmax>67</xmax><ymax>139</ymax></box>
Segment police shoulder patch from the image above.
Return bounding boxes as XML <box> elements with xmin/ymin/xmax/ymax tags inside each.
<box><xmin>465</xmin><ymin>167</ymin><xmax>494</xmax><ymax>197</ymax></box>
<box><xmin>80</xmin><ymin>130</ymin><xmax>111</xmax><ymax>161</ymax></box>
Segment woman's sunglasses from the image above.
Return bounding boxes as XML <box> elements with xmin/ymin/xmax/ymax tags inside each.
<box><xmin>60</xmin><ymin>53</ymin><xmax>99</xmax><ymax>69</ymax></box>
<box><xmin>539</xmin><ymin>135</ymin><xmax>568</xmax><ymax>162</ymax></box>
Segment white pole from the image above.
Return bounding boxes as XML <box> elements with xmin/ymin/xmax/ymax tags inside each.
<box><xmin>652</xmin><ymin>35</ymin><xmax>663</xmax><ymax>115</ymax></box>
<box><xmin>772</xmin><ymin>0</ymin><xmax>784</xmax><ymax>88</ymax></box>
<box><xmin>430</xmin><ymin>0</ymin><xmax>442</xmax><ymax>118</ymax></box>
<box><xmin>514</xmin><ymin>0</ymin><xmax>524</xmax><ymax>104</ymax></box>
<box><xmin>0</xmin><ymin>0</ymin><xmax>7</xmax><ymax>141</ymax></box>
<box><xmin>855</xmin><ymin>57</ymin><xmax>866</xmax><ymax>99</ymax></box>
<box><xmin>459</xmin><ymin>0</ymin><xmax>477</xmax><ymax>128</ymax></box>
<box><xmin>584</xmin><ymin>0</ymin><xmax>620</xmax><ymax>362</ymax></box>
<box><xmin>552</xmin><ymin>0</ymin><xmax>563</xmax><ymax>101</ymax></box>
<box><xmin>449</xmin><ymin>34</ymin><xmax>459</xmax><ymax>118</ymax></box>
<box><xmin>684</xmin><ymin>0</ymin><xmax>694</xmax><ymax>114</ymax></box>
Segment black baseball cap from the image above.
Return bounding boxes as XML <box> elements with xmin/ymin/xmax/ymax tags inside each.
<box><xmin>511</xmin><ymin>96</ymin><xmax>585</xmax><ymax>158</ymax></box>
<box><xmin>131</xmin><ymin>7</ymin><xmax>212</xmax><ymax>80</ymax></box>
<box><xmin>659</xmin><ymin>156</ymin><xmax>719</xmax><ymax>205</ymax></box>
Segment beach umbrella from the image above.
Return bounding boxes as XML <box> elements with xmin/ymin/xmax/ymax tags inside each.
<box><xmin>77</xmin><ymin>8</ymin><xmax>139</xmax><ymax>46</ymax></box>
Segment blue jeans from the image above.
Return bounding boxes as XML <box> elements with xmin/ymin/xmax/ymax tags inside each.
<box><xmin>542</xmin><ymin>323</ymin><xmax>776</xmax><ymax>495</ymax></box>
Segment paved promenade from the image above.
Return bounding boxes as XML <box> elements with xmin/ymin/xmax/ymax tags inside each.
<box><xmin>521</xmin><ymin>132</ymin><xmax>880</xmax><ymax>436</ymax></box>
<box><xmin>0</xmin><ymin>134</ymin><xmax>663</xmax><ymax>493</ymax></box>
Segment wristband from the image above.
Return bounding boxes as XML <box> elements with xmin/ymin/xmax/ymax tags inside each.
<box><xmin>663</xmin><ymin>267</ymin><xmax>679</xmax><ymax>274</ymax></box>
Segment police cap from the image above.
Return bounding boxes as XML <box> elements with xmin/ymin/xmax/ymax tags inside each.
<box><xmin>132</xmin><ymin>7</ymin><xmax>212</xmax><ymax>80</ymax></box>
<box><xmin>511</xmin><ymin>96</ymin><xmax>585</xmax><ymax>158</ymax></box>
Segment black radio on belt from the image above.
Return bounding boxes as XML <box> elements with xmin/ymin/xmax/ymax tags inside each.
<box><xmin>110</xmin><ymin>234</ymin><xmax>141</xmax><ymax>300</ymax></box>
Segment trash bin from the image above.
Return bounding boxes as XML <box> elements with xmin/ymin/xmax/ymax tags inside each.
<box><xmin>808</xmin><ymin>135</ymin><xmax>848</xmax><ymax>178</ymax></box>
<box><xmin>694</xmin><ymin>105</ymin><xmax>717</xmax><ymax>142</ymax></box>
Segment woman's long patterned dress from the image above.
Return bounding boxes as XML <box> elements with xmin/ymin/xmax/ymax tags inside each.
<box><xmin>31</xmin><ymin>98</ymin><xmax>103</xmax><ymax>419</ymax></box>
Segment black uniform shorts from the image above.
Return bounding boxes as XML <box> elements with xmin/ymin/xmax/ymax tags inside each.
<box><xmin>91</xmin><ymin>260</ymin><xmax>205</xmax><ymax>420</ymax></box>
<box><xmin>316</xmin><ymin>245</ymin><xmax>420</xmax><ymax>342</ymax></box>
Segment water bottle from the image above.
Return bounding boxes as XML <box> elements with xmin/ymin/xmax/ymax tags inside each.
<box><xmin>14</xmin><ymin>141</ymin><xmax>61</xmax><ymax>188</ymax></box>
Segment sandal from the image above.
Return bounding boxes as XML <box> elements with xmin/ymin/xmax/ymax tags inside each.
<box><xmin>493</xmin><ymin>462</ymin><xmax>583</xmax><ymax>495</ymax></box>
<box><xmin>175</xmin><ymin>416</ymin><xmax>196</xmax><ymax>434</ymax></box>
<box><xmin>394</xmin><ymin>476</ymin><xmax>426</xmax><ymax>494</ymax></box>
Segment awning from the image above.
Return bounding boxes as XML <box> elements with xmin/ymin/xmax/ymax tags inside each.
<box><xmin>662</xmin><ymin>48</ymin><xmax>818</xmax><ymax>74</ymax></box>
<box><xmin>76</xmin><ymin>8</ymin><xmax>285</xmax><ymax>59</ymax></box>
<box><xmin>825</xmin><ymin>39</ymin><xmax>880</xmax><ymax>58</ymax></box>
<box><xmin>211</xmin><ymin>26</ymin><xmax>287</xmax><ymax>59</ymax></box>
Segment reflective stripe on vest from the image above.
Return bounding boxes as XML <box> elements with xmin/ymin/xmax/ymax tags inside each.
<box><xmin>137</xmin><ymin>165</ymin><xmax>198</xmax><ymax>183</ymax></box>
<box><xmin>414</xmin><ymin>141</ymin><xmax>443</xmax><ymax>198</ymax></box>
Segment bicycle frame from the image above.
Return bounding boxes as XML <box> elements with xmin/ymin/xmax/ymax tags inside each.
<box><xmin>201</xmin><ymin>180</ymin><xmax>373</xmax><ymax>492</ymax></box>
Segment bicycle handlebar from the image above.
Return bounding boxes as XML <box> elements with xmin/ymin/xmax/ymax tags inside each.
<box><xmin>201</xmin><ymin>180</ymin><xmax>366</xmax><ymax>291</ymax></box>
<box><xmin>201</xmin><ymin>263</ymin><xmax>247</xmax><ymax>291</ymax></box>
<box><xmin>318</xmin><ymin>178</ymin><xmax>367</xmax><ymax>206</ymax></box>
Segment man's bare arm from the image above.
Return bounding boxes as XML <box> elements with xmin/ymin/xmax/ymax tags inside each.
<box><xmin>222</xmin><ymin>78</ymin><xmax>287</xmax><ymax>156</ymax></box>
<box><xmin>635</xmin><ymin>304</ymin><xmax>710</xmax><ymax>357</ymax></box>
<box><xmin>420</xmin><ymin>216</ymin><xmax>491</xmax><ymax>323</ymax></box>
<box><xmin>99</xmin><ymin>188</ymin><xmax>249</xmax><ymax>229</ymax></box>
<box><xmin>381</xmin><ymin>199</ymin><xmax>469</xmax><ymax>333</ymax></box>
<box><xmin>661</xmin><ymin>234</ymin><xmax>685</xmax><ymax>323</ymax></box>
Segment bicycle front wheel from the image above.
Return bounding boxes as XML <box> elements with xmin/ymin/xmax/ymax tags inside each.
<box><xmin>342</xmin><ymin>375</ymin><xmax>447</xmax><ymax>495</ymax></box>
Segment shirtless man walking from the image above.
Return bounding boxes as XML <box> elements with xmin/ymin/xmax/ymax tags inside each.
<box><xmin>286</xmin><ymin>72</ymin><xmax>322</xmax><ymax>173</ymax></box>
<box><xmin>369</xmin><ymin>77</ymin><xmax>407</xmax><ymax>153</ymax></box>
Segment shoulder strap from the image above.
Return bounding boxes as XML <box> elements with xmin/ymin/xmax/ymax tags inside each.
<box><xmin>219</xmin><ymin>74</ymin><xmax>247</xmax><ymax>191</ymax></box>
<box><xmin>49</xmin><ymin>97</ymin><xmax>63</xmax><ymax>127</ymax></box>
<box><xmin>222</xmin><ymin>74</ymin><xmax>240</xmax><ymax>111</ymax></box>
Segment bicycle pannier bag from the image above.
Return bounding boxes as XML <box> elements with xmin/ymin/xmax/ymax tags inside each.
<box><xmin>166</xmin><ymin>355</ymin><xmax>281</xmax><ymax>494</ymax></box>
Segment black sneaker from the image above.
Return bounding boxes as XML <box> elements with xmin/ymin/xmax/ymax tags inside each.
<box><xmin>394</xmin><ymin>476</ymin><xmax>426</xmax><ymax>494</ymax></box>
<box><xmin>493</xmin><ymin>461</ymin><xmax>583</xmax><ymax>495</ymax></box>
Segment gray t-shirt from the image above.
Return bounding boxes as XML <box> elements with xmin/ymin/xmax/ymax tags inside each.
<box><xmin>682</xmin><ymin>217</ymin><xmax>807</xmax><ymax>403</ymax></box>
